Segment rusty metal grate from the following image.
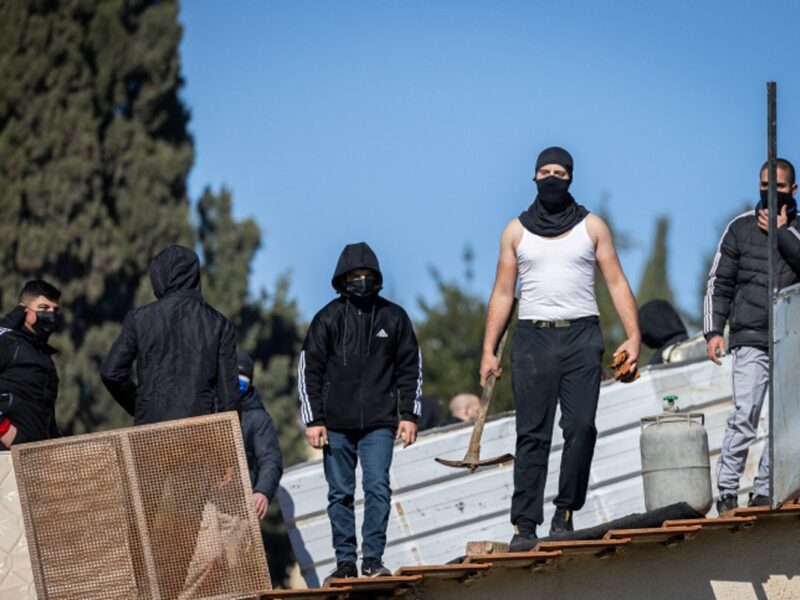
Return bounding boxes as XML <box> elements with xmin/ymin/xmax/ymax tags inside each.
<box><xmin>12</xmin><ymin>413</ymin><xmax>270</xmax><ymax>600</ymax></box>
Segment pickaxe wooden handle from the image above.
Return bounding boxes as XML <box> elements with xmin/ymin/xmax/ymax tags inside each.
<box><xmin>436</xmin><ymin>298</ymin><xmax>517</xmax><ymax>471</ymax></box>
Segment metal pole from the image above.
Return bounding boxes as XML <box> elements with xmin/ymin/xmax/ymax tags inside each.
<box><xmin>767</xmin><ymin>81</ymin><xmax>777</xmax><ymax>508</ymax></box>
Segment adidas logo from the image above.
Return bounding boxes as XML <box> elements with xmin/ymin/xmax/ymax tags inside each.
<box><xmin>376</xmin><ymin>329</ymin><xmax>389</xmax><ymax>338</ymax></box>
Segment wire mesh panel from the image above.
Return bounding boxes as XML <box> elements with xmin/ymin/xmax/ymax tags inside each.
<box><xmin>12</xmin><ymin>413</ymin><xmax>270</xmax><ymax>600</ymax></box>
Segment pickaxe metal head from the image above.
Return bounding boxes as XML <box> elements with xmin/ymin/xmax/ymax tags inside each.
<box><xmin>435</xmin><ymin>453</ymin><xmax>515</xmax><ymax>473</ymax></box>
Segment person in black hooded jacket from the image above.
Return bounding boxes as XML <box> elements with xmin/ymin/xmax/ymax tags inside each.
<box><xmin>0</xmin><ymin>280</ymin><xmax>62</xmax><ymax>448</ymax></box>
<box><xmin>237</xmin><ymin>351</ymin><xmax>283</xmax><ymax>519</ymax></box>
<box><xmin>101</xmin><ymin>245</ymin><xmax>240</xmax><ymax>424</ymax></box>
<box><xmin>299</xmin><ymin>242</ymin><xmax>422</xmax><ymax>582</ymax></box>
<box><xmin>704</xmin><ymin>158</ymin><xmax>800</xmax><ymax>515</ymax></box>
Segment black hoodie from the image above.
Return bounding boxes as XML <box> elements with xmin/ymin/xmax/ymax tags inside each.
<box><xmin>0</xmin><ymin>306</ymin><xmax>60</xmax><ymax>444</ymax></box>
<box><xmin>299</xmin><ymin>242</ymin><xmax>422</xmax><ymax>430</ymax></box>
<box><xmin>101</xmin><ymin>245</ymin><xmax>240</xmax><ymax>424</ymax></box>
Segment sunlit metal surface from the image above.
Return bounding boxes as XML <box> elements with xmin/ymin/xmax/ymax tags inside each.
<box><xmin>771</xmin><ymin>283</ymin><xmax>800</xmax><ymax>507</ymax></box>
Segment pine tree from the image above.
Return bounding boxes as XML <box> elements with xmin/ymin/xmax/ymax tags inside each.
<box><xmin>0</xmin><ymin>0</ymin><xmax>194</xmax><ymax>433</ymax></box>
<box><xmin>415</xmin><ymin>249</ymin><xmax>514</xmax><ymax>417</ymax></box>
<box><xmin>196</xmin><ymin>186</ymin><xmax>305</xmax><ymax>467</ymax></box>
<box><xmin>636</xmin><ymin>216</ymin><xmax>676</xmax><ymax>364</ymax></box>
<box><xmin>637</xmin><ymin>216</ymin><xmax>675</xmax><ymax>307</ymax></box>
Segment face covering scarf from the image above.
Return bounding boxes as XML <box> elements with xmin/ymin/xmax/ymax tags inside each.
<box><xmin>519</xmin><ymin>176</ymin><xmax>589</xmax><ymax>237</ymax></box>
<box><xmin>756</xmin><ymin>189</ymin><xmax>797</xmax><ymax>222</ymax></box>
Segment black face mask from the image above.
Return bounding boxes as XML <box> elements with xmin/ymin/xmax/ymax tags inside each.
<box><xmin>757</xmin><ymin>189</ymin><xmax>797</xmax><ymax>221</ymax></box>
<box><xmin>344</xmin><ymin>276</ymin><xmax>380</xmax><ymax>298</ymax></box>
<box><xmin>31</xmin><ymin>310</ymin><xmax>60</xmax><ymax>340</ymax></box>
<box><xmin>535</xmin><ymin>176</ymin><xmax>572</xmax><ymax>213</ymax></box>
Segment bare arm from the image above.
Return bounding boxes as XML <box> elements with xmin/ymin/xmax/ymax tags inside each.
<box><xmin>589</xmin><ymin>214</ymin><xmax>640</xmax><ymax>367</ymax></box>
<box><xmin>480</xmin><ymin>220</ymin><xmax>521</xmax><ymax>385</ymax></box>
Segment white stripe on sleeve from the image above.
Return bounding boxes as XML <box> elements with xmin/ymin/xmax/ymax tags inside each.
<box><xmin>297</xmin><ymin>351</ymin><xmax>313</xmax><ymax>424</ymax></box>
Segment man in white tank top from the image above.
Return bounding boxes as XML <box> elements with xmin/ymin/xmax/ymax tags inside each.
<box><xmin>480</xmin><ymin>147</ymin><xmax>640</xmax><ymax>551</ymax></box>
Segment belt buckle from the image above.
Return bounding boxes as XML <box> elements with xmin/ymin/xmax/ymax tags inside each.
<box><xmin>533</xmin><ymin>320</ymin><xmax>550</xmax><ymax>329</ymax></box>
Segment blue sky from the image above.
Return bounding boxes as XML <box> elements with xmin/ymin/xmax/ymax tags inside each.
<box><xmin>179</xmin><ymin>1</ymin><xmax>800</xmax><ymax>325</ymax></box>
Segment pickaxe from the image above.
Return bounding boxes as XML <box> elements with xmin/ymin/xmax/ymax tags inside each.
<box><xmin>436</xmin><ymin>299</ymin><xmax>516</xmax><ymax>472</ymax></box>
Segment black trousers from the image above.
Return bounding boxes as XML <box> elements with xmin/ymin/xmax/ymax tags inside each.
<box><xmin>510</xmin><ymin>317</ymin><xmax>604</xmax><ymax>528</ymax></box>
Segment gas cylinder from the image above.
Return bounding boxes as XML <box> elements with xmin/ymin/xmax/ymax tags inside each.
<box><xmin>640</xmin><ymin>396</ymin><xmax>713</xmax><ymax>514</ymax></box>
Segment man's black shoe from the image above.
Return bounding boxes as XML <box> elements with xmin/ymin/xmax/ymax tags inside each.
<box><xmin>323</xmin><ymin>561</ymin><xmax>358</xmax><ymax>586</ymax></box>
<box><xmin>361</xmin><ymin>558</ymin><xmax>392</xmax><ymax>577</ymax></box>
<box><xmin>748</xmin><ymin>493</ymin><xmax>770</xmax><ymax>507</ymax></box>
<box><xmin>716</xmin><ymin>493</ymin><xmax>739</xmax><ymax>515</ymax></box>
<box><xmin>550</xmin><ymin>508</ymin><xmax>574</xmax><ymax>534</ymax></box>
<box><xmin>508</xmin><ymin>527</ymin><xmax>538</xmax><ymax>552</ymax></box>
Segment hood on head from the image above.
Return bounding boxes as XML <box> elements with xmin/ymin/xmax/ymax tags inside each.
<box><xmin>638</xmin><ymin>299</ymin><xmax>688</xmax><ymax>349</ymax></box>
<box><xmin>331</xmin><ymin>242</ymin><xmax>383</xmax><ymax>293</ymax></box>
<box><xmin>149</xmin><ymin>245</ymin><xmax>201</xmax><ymax>299</ymax></box>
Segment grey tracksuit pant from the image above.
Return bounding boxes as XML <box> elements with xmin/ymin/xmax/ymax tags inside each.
<box><xmin>716</xmin><ymin>346</ymin><xmax>770</xmax><ymax>497</ymax></box>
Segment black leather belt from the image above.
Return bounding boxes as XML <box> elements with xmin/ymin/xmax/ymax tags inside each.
<box><xmin>529</xmin><ymin>315</ymin><xmax>599</xmax><ymax>328</ymax></box>
<box><xmin>532</xmin><ymin>320</ymin><xmax>572</xmax><ymax>328</ymax></box>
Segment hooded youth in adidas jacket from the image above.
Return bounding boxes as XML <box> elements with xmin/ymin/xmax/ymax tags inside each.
<box><xmin>298</xmin><ymin>242</ymin><xmax>422</xmax><ymax>430</ymax></box>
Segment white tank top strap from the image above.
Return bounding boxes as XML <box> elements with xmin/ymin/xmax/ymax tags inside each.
<box><xmin>516</xmin><ymin>218</ymin><xmax>599</xmax><ymax>321</ymax></box>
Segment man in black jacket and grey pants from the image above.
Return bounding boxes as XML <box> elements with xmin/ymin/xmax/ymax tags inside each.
<box><xmin>705</xmin><ymin>158</ymin><xmax>800</xmax><ymax>514</ymax></box>
<box><xmin>299</xmin><ymin>242</ymin><xmax>422</xmax><ymax>582</ymax></box>
<box><xmin>102</xmin><ymin>245</ymin><xmax>240</xmax><ymax>423</ymax></box>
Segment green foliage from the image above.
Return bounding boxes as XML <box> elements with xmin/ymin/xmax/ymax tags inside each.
<box><xmin>196</xmin><ymin>187</ymin><xmax>305</xmax><ymax>586</ymax></box>
<box><xmin>637</xmin><ymin>217</ymin><xmax>675</xmax><ymax>307</ymax></box>
<box><xmin>196</xmin><ymin>186</ymin><xmax>306</xmax><ymax>468</ymax></box>
<box><xmin>0</xmin><ymin>2</ymin><xmax>306</xmax><ymax>587</ymax></box>
<box><xmin>415</xmin><ymin>257</ymin><xmax>513</xmax><ymax>419</ymax></box>
<box><xmin>636</xmin><ymin>216</ymin><xmax>676</xmax><ymax>364</ymax></box>
<box><xmin>0</xmin><ymin>0</ymin><xmax>193</xmax><ymax>434</ymax></box>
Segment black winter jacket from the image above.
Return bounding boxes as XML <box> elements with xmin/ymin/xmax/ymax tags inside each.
<box><xmin>0</xmin><ymin>307</ymin><xmax>60</xmax><ymax>444</ymax></box>
<box><xmin>299</xmin><ymin>243</ymin><xmax>423</xmax><ymax>430</ymax></box>
<box><xmin>241</xmin><ymin>387</ymin><xmax>283</xmax><ymax>500</ymax></box>
<box><xmin>101</xmin><ymin>245</ymin><xmax>240</xmax><ymax>425</ymax></box>
<box><xmin>704</xmin><ymin>211</ymin><xmax>800</xmax><ymax>348</ymax></box>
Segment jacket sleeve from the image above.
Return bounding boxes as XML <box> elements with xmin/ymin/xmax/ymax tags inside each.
<box><xmin>777</xmin><ymin>225</ymin><xmax>800</xmax><ymax>276</ymax></box>
<box><xmin>298</xmin><ymin>314</ymin><xmax>329</xmax><ymax>426</ymax></box>
<box><xmin>101</xmin><ymin>313</ymin><xmax>139</xmax><ymax>415</ymax></box>
<box><xmin>0</xmin><ymin>330</ymin><xmax>13</xmax><ymax>374</ymax></box>
<box><xmin>704</xmin><ymin>220</ymin><xmax>740</xmax><ymax>340</ymax></box>
<box><xmin>215</xmin><ymin>320</ymin><xmax>241</xmax><ymax>413</ymax></box>
<box><xmin>251</xmin><ymin>409</ymin><xmax>284</xmax><ymax>500</ymax></box>
<box><xmin>395</xmin><ymin>310</ymin><xmax>422</xmax><ymax>422</ymax></box>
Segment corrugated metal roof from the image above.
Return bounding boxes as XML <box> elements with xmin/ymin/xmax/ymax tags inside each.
<box><xmin>260</xmin><ymin>503</ymin><xmax>800</xmax><ymax>598</ymax></box>
<box><xmin>277</xmin><ymin>355</ymin><xmax>768</xmax><ymax>587</ymax></box>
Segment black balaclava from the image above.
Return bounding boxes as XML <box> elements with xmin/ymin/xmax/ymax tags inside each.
<box><xmin>519</xmin><ymin>146</ymin><xmax>589</xmax><ymax>237</ymax></box>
